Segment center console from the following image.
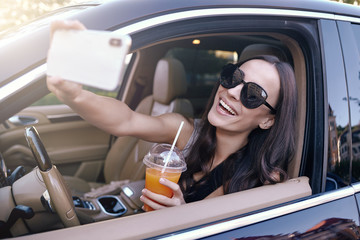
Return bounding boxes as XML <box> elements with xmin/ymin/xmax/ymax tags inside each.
<box><xmin>73</xmin><ymin>180</ymin><xmax>145</xmax><ymax>223</ymax></box>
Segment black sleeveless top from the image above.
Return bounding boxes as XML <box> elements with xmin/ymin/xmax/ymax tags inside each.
<box><xmin>183</xmin><ymin>160</ymin><xmax>225</xmax><ymax>203</ymax></box>
<box><xmin>181</xmin><ymin>119</ymin><xmax>220</xmax><ymax>203</ymax></box>
<box><xmin>181</xmin><ymin>119</ymin><xmax>245</xmax><ymax>203</ymax></box>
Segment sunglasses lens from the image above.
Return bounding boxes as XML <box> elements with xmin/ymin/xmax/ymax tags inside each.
<box><xmin>240</xmin><ymin>83</ymin><xmax>267</xmax><ymax>109</ymax></box>
<box><xmin>220</xmin><ymin>64</ymin><xmax>241</xmax><ymax>88</ymax></box>
<box><xmin>220</xmin><ymin>77</ymin><xmax>233</xmax><ymax>88</ymax></box>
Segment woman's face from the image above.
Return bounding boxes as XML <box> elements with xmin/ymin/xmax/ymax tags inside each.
<box><xmin>208</xmin><ymin>59</ymin><xmax>281</xmax><ymax>135</ymax></box>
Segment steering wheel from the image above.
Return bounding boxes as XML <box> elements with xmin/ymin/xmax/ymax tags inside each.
<box><xmin>24</xmin><ymin>126</ymin><xmax>80</xmax><ymax>227</ymax></box>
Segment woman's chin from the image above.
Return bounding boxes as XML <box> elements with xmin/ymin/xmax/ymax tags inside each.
<box><xmin>208</xmin><ymin>109</ymin><xmax>226</xmax><ymax>127</ymax></box>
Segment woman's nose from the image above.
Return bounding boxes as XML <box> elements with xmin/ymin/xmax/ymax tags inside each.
<box><xmin>226</xmin><ymin>84</ymin><xmax>242</xmax><ymax>101</ymax></box>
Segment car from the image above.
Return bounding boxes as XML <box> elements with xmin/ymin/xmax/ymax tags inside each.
<box><xmin>1</xmin><ymin>0</ymin><xmax>360</xmax><ymax>239</ymax></box>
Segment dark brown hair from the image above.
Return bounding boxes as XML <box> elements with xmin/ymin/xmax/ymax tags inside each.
<box><xmin>181</xmin><ymin>55</ymin><xmax>297</xmax><ymax>201</ymax></box>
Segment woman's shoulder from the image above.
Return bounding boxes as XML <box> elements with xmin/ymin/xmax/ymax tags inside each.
<box><xmin>189</xmin><ymin>118</ymin><xmax>202</xmax><ymax>140</ymax></box>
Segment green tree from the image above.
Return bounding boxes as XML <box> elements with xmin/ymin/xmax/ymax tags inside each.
<box><xmin>332</xmin><ymin>0</ymin><xmax>359</xmax><ymax>4</ymax></box>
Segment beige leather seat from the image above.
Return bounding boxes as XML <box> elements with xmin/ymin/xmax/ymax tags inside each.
<box><xmin>239</xmin><ymin>43</ymin><xmax>288</xmax><ymax>62</ymax></box>
<box><xmin>65</xmin><ymin>58</ymin><xmax>194</xmax><ymax>195</ymax></box>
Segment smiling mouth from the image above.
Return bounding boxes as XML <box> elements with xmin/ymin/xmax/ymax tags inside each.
<box><xmin>219</xmin><ymin>99</ymin><xmax>236</xmax><ymax>115</ymax></box>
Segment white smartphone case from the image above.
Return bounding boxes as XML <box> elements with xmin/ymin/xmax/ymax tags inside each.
<box><xmin>47</xmin><ymin>30</ymin><xmax>131</xmax><ymax>91</ymax></box>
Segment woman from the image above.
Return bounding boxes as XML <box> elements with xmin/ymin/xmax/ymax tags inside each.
<box><xmin>179</xmin><ymin>57</ymin><xmax>297</xmax><ymax>204</ymax></box>
<box><xmin>47</xmin><ymin>20</ymin><xmax>297</xmax><ymax>211</ymax></box>
<box><xmin>139</xmin><ymin>56</ymin><xmax>297</xmax><ymax>209</ymax></box>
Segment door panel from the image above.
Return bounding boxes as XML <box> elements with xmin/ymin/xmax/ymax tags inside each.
<box><xmin>208</xmin><ymin>193</ymin><xmax>360</xmax><ymax>239</ymax></box>
<box><xmin>0</xmin><ymin>105</ymin><xmax>110</xmax><ymax>181</ymax></box>
<box><xmin>162</xmin><ymin>188</ymin><xmax>359</xmax><ymax>239</ymax></box>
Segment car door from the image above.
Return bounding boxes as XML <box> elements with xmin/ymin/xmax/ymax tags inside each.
<box><xmin>149</xmin><ymin>16</ymin><xmax>360</xmax><ymax>240</ymax></box>
<box><xmin>0</xmin><ymin>99</ymin><xmax>111</xmax><ymax>182</ymax></box>
<box><xmin>115</xmin><ymin>9</ymin><xmax>360</xmax><ymax>239</ymax></box>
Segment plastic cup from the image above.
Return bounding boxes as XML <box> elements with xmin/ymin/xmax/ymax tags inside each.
<box><xmin>143</xmin><ymin>143</ymin><xmax>187</xmax><ymax>211</ymax></box>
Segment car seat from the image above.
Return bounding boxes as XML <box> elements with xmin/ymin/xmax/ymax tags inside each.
<box><xmin>239</xmin><ymin>43</ymin><xmax>289</xmax><ymax>62</ymax></box>
<box><xmin>64</xmin><ymin>57</ymin><xmax>194</xmax><ymax>195</ymax></box>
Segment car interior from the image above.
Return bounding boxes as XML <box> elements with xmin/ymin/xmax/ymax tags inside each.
<box><xmin>0</xmin><ymin>30</ymin><xmax>311</xmax><ymax>238</ymax></box>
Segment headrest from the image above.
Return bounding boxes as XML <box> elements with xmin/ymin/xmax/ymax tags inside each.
<box><xmin>153</xmin><ymin>58</ymin><xmax>187</xmax><ymax>104</ymax></box>
<box><xmin>239</xmin><ymin>44</ymin><xmax>288</xmax><ymax>62</ymax></box>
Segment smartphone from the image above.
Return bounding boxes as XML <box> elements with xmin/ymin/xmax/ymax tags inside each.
<box><xmin>47</xmin><ymin>29</ymin><xmax>132</xmax><ymax>91</ymax></box>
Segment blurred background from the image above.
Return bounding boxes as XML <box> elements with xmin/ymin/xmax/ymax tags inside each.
<box><xmin>0</xmin><ymin>0</ymin><xmax>88</xmax><ymax>33</ymax></box>
<box><xmin>0</xmin><ymin>0</ymin><xmax>359</xmax><ymax>34</ymax></box>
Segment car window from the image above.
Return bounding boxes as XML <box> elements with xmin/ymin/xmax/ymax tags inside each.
<box><xmin>165</xmin><ymin>47</ymin><xmax>238</xmax><ymax>117</ymax></box>
<box><xmin>325</xmin><ymin>22</ymin><xmax>351</xmax><ymax>191</ymax></box>
<box><xmin>326</xmin><ymin>22</ymin><xmax>360</xmax><ymax>190</ymax></box>
<box><xmin>349</xmin><ymin>23</ymin><xmax>360</xmax><ymax>183</ymax></box>
<box><xmin>31</xmin><ymin>88</ymin><xmax>118</xmax><ymax>106</ymax></box>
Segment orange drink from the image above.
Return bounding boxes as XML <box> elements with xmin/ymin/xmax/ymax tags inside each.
<box><xmin>143</xmin><ymin>143</ymin><xmax>187</xmax><ymax>212</ymax></box>
<box><xmin>144</xmin><ymin>168</ymin><xmax>182</xmax><ymax>211</ymax></box>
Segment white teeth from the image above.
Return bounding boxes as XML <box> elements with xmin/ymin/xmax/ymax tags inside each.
<box><xmin>220</xmin><ymin>99</ymin><xmax>236</xmax><ymax>115</ymax></box>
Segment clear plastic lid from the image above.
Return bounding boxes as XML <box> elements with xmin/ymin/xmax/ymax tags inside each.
<box><xmin>143</xmin><ymin>143</ymin><xmax>187</xmax><ymax>172</ymax></box>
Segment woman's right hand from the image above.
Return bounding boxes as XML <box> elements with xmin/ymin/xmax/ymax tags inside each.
<box><xmin>46</xmin><ymin>20</ymin><xmax>86</xmax><ymax>103</ymax></box>
<box><xmin>140</xmin><ymin>178</ymin><xmax>186</xmax><ymax>211</ymax></box>
<box><xmin>47</xmin><ymin>76</ymin><xmax>82</xmax><ymax>104</ymax></box>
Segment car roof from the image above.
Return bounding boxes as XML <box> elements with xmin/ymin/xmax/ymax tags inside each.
<box><xmin>93</xmin><ymin>0</ymin><xmax>360</xmax><ymax>23</ymax></box>
<box><xmin>2</xmin><ymin>0</ymin><xmax>360</xmax><ymax>37</ymax></box>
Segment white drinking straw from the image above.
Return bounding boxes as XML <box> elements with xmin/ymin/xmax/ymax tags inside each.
<box><xmin>162</xmin><ymin>121</ymin><xmax>184</xmax><ymax>173</ymax></box>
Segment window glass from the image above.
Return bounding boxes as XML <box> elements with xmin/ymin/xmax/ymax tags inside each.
<box><xmin>324</xmin><ymin>23</ymin><xmax>350</xmax><ymax>191</ymax></box>
<box><xmin>166</xmin><ymin>47</ymin><xmax>238</xmax><ymax>117</ymax></box>
<box><xmin>349</xmin><ymin>24</ymin><xmax>360</xmax><ymax>182</ymax></box>
<box><xmin>327</xmin><ymin>102</ymin><xmax>350</xmax><ymax>190</ymax></box>
<box><xmin>31</xmin><ymin>88</ymin><xmax>118</xmax><ymax>106</ymax></box>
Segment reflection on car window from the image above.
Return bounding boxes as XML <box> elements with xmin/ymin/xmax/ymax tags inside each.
<box><xmin>327</xmin><ymin>104</ymin><xmax>350</xmax><ymax>190</ymax></box>
<box><xmin>166</xmin><ymin>47</ymin><xmax>238</xmax><ymax>117</ymax></box>
<box><xmin>326</xmin><ymin>23</ymin><xmax>360</xmax><ymax>191</ymax></box>
<box><xmin>349</xmin><ymin>24</ymin><xmax>360</xmax><ymax>183</ymax></box>
<box><xmin>326</xmin><ymin>61</ymin><xmax>350</xmax><ymax>191</ymax></box>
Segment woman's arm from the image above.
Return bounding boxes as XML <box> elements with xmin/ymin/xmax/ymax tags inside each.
<box><xmin>46</xmin><ymin>20</ymin><xmax>193</xmax><ymax>147</ymax></box>
<box><xmin>48</xmin><ymin>76</ymin><xmax>192</xmax><ymax>146</ymax></box>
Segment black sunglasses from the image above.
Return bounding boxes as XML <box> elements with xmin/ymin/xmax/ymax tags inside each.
<box><xmin>219</xmin><ymin>63</ymin><xmax>277</xmax><ymax>114</ymax></box>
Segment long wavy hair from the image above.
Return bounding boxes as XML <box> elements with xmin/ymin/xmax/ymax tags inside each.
<box><xmin>181</xmin><ymin>55</ymin><xmax>297</xmax><ymax>201</ymax></box>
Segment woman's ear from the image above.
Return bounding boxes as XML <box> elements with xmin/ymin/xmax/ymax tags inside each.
<box><xmin>259</xmin><ymin>117</ymin><xmax>275</xmax><ymax>130</ymax></box>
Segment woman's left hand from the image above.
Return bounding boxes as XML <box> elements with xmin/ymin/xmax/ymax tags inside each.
<box><xmin>140</xmin><ymin>178</ymin><xmax>185</xmax><ymax>211</ymax></box>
